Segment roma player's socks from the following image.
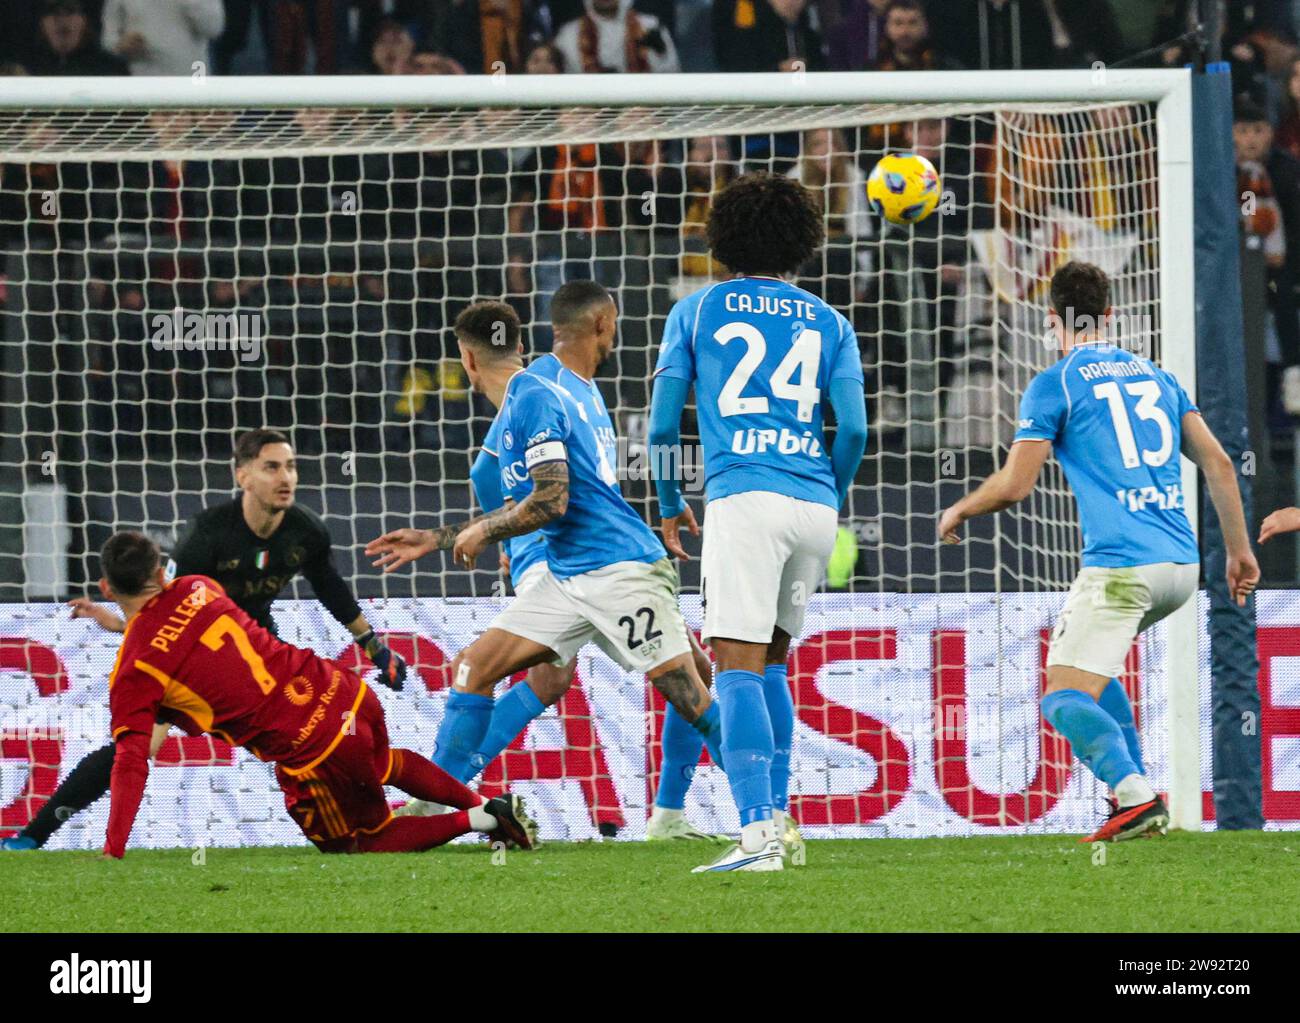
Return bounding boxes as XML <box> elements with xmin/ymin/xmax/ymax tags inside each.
<box><xmin>1041</xmin><ymin>689</ymin><xmax>1152</xmax><ymax>804</ymax></box>
<box><xmin>387</xmin><ymin>748</ymin><xmax>483</xmax><ymax>810</ymax></box>
<box><xmin>432</xmin><ymin>690</ymin><xmax>493</xmax><ymax>781</ymax></box>
<box><xmin>20</xmin><ymin>742</ymin><xmax>117</xmax><ymax>846</ymax></box>
<box><xmin>357</xmin><ymin>812</ymin><xmax>474</xmax><ymax>852</ymax></box>
<box><xmin>1097</xmin><ymin>677</ymin><xmax>1144</xmax><ymax>773</ymax></box>
<box><xmin>716</xmin><ymin>668</ymin><xmax>775</xmax><ymax>848</ymax></box>
<box><xmin>655</xmin><ymin>703</ymin><xmax>706</xmax><ymax>810</ymax></box>
<box><xmin>763</xmin><ymin>663</ymin><xmax>794</xmax><ymax>812</ymax></box>
<box><xmin>464</xmin><ymin>680</ymin><xmax>547</xmax><ymax>783</ymax></box>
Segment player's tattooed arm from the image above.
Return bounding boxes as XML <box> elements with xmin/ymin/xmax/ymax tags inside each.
<box><xmin>452</xmin><ymin>462</ymin><xmax>569</xmax><ymax>568</ymax></box>
<box><xmin>367</xmin><ymin>464</ymin><xmax>569</xmax><ymax>572</ymax></box>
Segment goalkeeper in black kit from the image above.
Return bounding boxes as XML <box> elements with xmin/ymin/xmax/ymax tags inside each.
<box><xmin>1</xmin><ymin>428</ymin><xmax>406</xmax><ymax>851</ymax></box>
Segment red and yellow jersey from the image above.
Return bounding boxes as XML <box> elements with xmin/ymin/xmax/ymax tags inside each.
<box><xmin>108</xmin><ymin>575</ymin><xmax>366</xmax><ymax>773</ymax></box>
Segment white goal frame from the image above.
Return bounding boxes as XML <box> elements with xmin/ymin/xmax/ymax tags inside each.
<box><xmin>0</xmin><ymin>67</ymin><xmax>1202</xmax><ymax>831</ymax></box>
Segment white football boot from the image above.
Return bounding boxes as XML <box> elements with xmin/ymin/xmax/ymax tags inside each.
<box><xmin>646</xmin><ymin>808</ymin><xmax>729</xmax><ymax>842</ymax></box>
<box><xmin>692</xmin><ymin>839</ymin><xmax>785</xmax><ymax>873</ymax></box>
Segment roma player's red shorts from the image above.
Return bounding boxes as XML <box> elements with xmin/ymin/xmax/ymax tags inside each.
<box><xmin>275</xmin><ymin>684</ymin><xmax>394</xmax><ymax>853</ymax></box>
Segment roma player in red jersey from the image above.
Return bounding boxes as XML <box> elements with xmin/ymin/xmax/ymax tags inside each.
<box><xmin>97</xmin><ymin>530</ymin><xmax>534</xmax><ymax>858</ymax></box>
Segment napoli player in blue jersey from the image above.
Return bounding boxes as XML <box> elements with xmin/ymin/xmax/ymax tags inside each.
<box><xmin>650</xmin><ymin>173</ymin><xmax>869</xmax><ymax>872</ymax></box>
<box><xmin>396</xmin><ymin>296</ymin><xmax>725</xmax><ymax>842</ymax></box>
<box><xmin>367</xmin><ymin>288</ymin><xmax>734</xmax><ymax>852</ymax></box>
<box><xmin>939</xmin><ymin>262</ymin><xmax>1258</xmax><ymax>843</ymax></box>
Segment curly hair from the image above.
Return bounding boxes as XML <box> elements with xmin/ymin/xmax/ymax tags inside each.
<box><xmin>1049</xmin><ymin>261</ymin><xmax>1110</xmax><ymax>321</ymax></box>
<box><xmin>706</xmin><ymin>172</ymin><xmax>825</xmax><ymax>276</ymax></box>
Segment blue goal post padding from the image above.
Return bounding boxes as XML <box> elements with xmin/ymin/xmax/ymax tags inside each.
<box><xmin>1193</xmin><ymin>63</ymin><xmax>1262</xmax><ymax>829</ymax></box>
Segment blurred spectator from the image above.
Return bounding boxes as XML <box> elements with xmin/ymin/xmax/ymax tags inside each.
<box><xmin>672</xmin><ymin>135</ymin><xmax>736</xmax><ymax>279</ymax></box>
<box><xmin>788</xmin><ymin>127</ymin><xmax>872</xmax><ymax>309</ymax></box>
<box><xmin>929</xmin><ymin>0</ymin><xmax>1055</xmax><ymax>70</ymax></box>
<box><xmin>442</xmin><ymin>0</ymin><xmax>537</xmax><ymax>75</ymax></box>
<box><xmin>102</xmin><ymin>0</ymin><xmax>225</xmax><ymax>76</ymax></box>
<box><xmin>554</xmin><ymin>0</ymin><xmax>680</xmax><ymax>73</ymax></box>
<box><xmin>213</xmin><ymin>0</ymin><xmax>270</xmax><ymax>75</ymax></box>
<box><xmin>408</xmin><ymin>50</ymin><xmax>468</xmax><ymax>74</ymax></box>
<box><xmin>1039</xmin><ymin>0</ymin><xmax>1122</xmax><ymax>68</ymax></box>
<box><xmin>1235</xmin><ymin>99</ymin><xmax>1300</xmax><ymax>416</ymax></box>
<box><xmin>713</xmin><ymin>0</ymin><xmax>826</xmax><ymax>73</ymax></box>
<box><xmin>523</xmin><ymin>39</ymin><xmax>566</xmax><ymax>73</ymax></box>
<box><xmin>868</xmin><ymin>0</ymin><xmax>960</xmax><ymax>72</ymax></box>
<box><xmin>827</xmin><ymin>0</ymin><xmax>890</xmax><ymax>71</ymax></box>
<box><xmin>1276</xmin><ymin>56</ymin><xmax>1300</xmax><ymax>160</ymax></box>
<box><xmin>269</xmin><ymin>0</ymin><xmax>355</xmax><ymax>74</ymax></box>
<box><xmin>27</xmin><ymin>0</ymin><xmax>128</xmax><ymax>76</ymax></box>
<box><xmin>369</xmin><ymin>18</ymin><xmax>416</xmax><ymax>74</ymax></box>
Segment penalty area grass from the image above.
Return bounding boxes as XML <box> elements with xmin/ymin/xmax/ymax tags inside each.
<box><xmin>1</xmin><ymin>831</ymin><xmax>1296</xmax><ymax>933</ymax></box>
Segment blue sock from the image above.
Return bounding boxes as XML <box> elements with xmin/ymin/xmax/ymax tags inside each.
<box><xmin>1041</xmin><ymin>689</ymin><xmax>1138</xmax><ymax>790</ymax></box>
<box><xmin>763</xmin><ymin>664</ymin><xmax>794</xmax><ymax>811</ymax></box>
<box><xmin>432</xmin><ymin>690</ymin><xmax>493</xmax><ymax>781</ymax></box>
<box><xmin>463</xmin><ymin>681</ymin><xmax>547</xmax><ymax>783</ymax></box>
<box><xmin>1097</xmin><ymin>678</ymin><xmax>1144</xmax><ymax>773</ymax></box>
<box><xmin>655</xmin><ymin>704</ymin><xmax>706</xmax><ymax>810</ymax></box>
<box><xmin>716</xmin><ymin>669</ymin><xmax>774</xmax><ymax>826</ymax></box>
<box><xmin>690</xmin><ymin>700</ymin><xmax>726</xmax><ymax>768</ymax></box>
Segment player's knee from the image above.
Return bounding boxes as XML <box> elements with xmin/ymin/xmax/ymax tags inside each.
<box><xmin>766</xmin><ymin>630</ymin><xmax>792</xmax><ymax>666</ymax></box>
<box><xmin>527</xmin><ymin>661</ymin><xmax>574</xmax><ymax>705</ymax></box>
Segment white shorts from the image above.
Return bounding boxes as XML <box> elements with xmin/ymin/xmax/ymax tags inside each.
<box><xmin>512</xmin><ymin>561</ymin><xmax>549</xmax><ymax>597</ymax></box>
<box><xmin>490</xmin><ymin>557</ymin><xmax>693</xmax><ymax>674</ymax></box>
<box><xmin>1047</xmin><ymin>562</ymin><xmax>1198</xmax><ymax>678</ymax></box>
<box><xmin>700</xmin><ymin>490</ymin><xmax>838</xmax><ymax>645</ymax></box>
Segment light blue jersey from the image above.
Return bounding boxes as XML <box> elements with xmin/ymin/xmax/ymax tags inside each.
<box><xmin>1014</xmin><ymin>343</ymin><xmax>1199</xmax><ymax>568</ymax></box>
<box><xmin>654</xmin><ymin>276</ymin><xmax>864</xmax><ymax>507</ymax></box>
<box><xmin>496</xmin><ymin>354</ymin><xmax>664</xmax><ymax>580</ymax></box>
<box><xmin>481</xmin><ymin>407</ymin><xmax>547</xmax><ymax>588</ymax></box>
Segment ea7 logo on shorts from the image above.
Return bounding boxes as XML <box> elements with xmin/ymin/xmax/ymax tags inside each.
<box><xmin>50</xmin><ymin>954</ymin><xmax>152</xmax><ymax>1003</ymax></box>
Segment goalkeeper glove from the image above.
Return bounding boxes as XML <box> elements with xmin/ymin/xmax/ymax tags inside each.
<box><xmin>357</xmin><ymin>629</ymin><xmax>406</xmax><ymax>691</ymax></box>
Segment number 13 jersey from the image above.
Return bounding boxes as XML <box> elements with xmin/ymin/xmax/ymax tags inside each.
<box><xmin>654</xmin><ymin>276</ymin><xmax>864</xmax><ymax>509</ymax></box>
<box><xmin>1013</xmin><ymin>342</ymin><xmax>1198</xmax><ymax>568</ymax></box>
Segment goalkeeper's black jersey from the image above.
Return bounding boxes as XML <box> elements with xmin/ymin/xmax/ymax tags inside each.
<box><xmin>171</xmin><ymin>498</ymin><xmax>361</xmax><ymax>634</ymax></box>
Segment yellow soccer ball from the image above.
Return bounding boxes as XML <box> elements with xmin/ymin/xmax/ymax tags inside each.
<box><xmin>866</xmin><ymin>152</ymin><xmax>941</xmax><ymax>225</ymax></box>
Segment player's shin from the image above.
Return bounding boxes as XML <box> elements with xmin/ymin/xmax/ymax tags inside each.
<box><xmin>464</xmin><ymin>680</ymin><xmax>547</xmax><ymax>782</ymax></box>
<box><xmin>355</xmin><ymin>812</ymin><xmax>475</xmax><ymax>852</ymax></box>
<box><xmin>1097</xmin><ymin>678</ymin><xmax>1144</xmax><ymax>774</ymax></box>
<box><xmin>655</xmin><ymin>703</ymin><xmax>705</xmax><ymax>812</ymax></box>
<box><xmin>716</xmin><ymin>669</ymin><xmax>776</xmax><ymax>851</ymax></box>
<box><xmin>763</xmin><ymin>663</ymin><xmax>794</xmax><ymax>812</ymax></box>
<box><xmin>387</xmin><ymin>748</ymin><xmax>487</xmax><ymax>811</ymax></box>
<box><xmin>432</xmin><ymin>689</ymin><xmax>494</xmax><ymax>780</ymax></box>
<box><xmin>1041</xmin><ymin>688</ymin><xmax>1153</xmax><ymax>806</ymax></box>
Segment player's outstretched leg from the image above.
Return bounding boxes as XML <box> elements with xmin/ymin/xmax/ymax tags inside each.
<box><xmin>1042</xmin><ymin>668</ymin><xmax>1166</xmax><ymax>843</ymax></box>
<box><xmin>1</xmin><ymin>743</ymin><xmax>117</xmax><ymax>851</ymax></box>
<box><xmin>387</xmin><ymin>747</ymin><xmax>537</xmax><ymax>849</ymax></box>
<box><xmin>648</xmin><ymin>639</ymin><xmax>727</xmax><ymax>843</ymax></box>
<box><xmin>355</xmin><ymin>795</ymin><xmax>532</xmax><ymax>853</ymax></box>
<box><xmin>398</xmin><ymin>662</ymin><xmax>573</xmax><ymax>818</ymax></box>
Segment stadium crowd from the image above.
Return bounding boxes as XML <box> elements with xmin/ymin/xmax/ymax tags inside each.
<box><xmin>1</xmin><ymin>0</ymin><xmax>1298</xmax><ymax>590</ymax></box>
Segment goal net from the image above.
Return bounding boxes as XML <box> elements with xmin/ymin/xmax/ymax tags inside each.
<box><xmin>0</xmin><ymin>72</ymin><xmax>1201</xmax><ymax>847</ymax></box>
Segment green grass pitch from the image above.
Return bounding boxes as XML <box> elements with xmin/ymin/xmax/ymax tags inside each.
<box><xmin>3</xmin><ymin>832</ymin><xmax>1297</xmax><ymax>932</ymax></box>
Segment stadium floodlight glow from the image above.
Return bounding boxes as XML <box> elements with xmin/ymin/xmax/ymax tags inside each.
<box><xmin>0</xmin><ymin>68</ymin><xmax>1202</xmax><ymax>843</ymax></box>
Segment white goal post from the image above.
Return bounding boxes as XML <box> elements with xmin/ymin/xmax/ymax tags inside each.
<box><xmin>0</xmin><ymin>68</ymin><xmax>1204</xmax><ymax>843</ymax></box>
